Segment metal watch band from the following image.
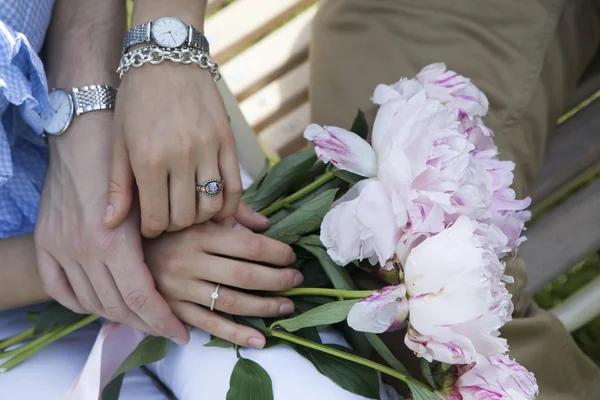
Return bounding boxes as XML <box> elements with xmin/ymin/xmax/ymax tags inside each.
<box><xmin>123</xmin><ymin>21</ymin><xmax>210</xmax><ymax>53</ymax></box>
<box><xmin>122</xmin><ymin>22</ymin><xmax>151</xmax><ymax>52</ymax></box>
<box><xmin>72</xmin><ymin>85</ymin><xmax>117</xmax><ymax>116</ymax></box>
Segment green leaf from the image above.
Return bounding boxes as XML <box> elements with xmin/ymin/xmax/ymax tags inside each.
<box><xmin>420</xmin><ymin>358</ymin><xmax>438</xmax><ymax>389</ymax></box>
<box><xmin>365</xmin><ymin>333</ymin><xmax>410</xmax><ymax>376</ymax></box>
<box><xmin>406</xmin><ymin>380</ymin><xmax>439</xmax><ymax>400</ymax></box>
<box><xmin>242</xmin><ymin>160</ymin><xmax>270</xmax><ymax>198</ymax></box>
<box><xmin>33</xmin><ymin>302</ymin><xmax>88</xmax><ymax>335</ymax></box>
<box><xmin>293</xmin><ymin>297</ymin><xmax>334</xmax><ymax>314</ymax></box>
<box><xmin>298</xmin><ymin>258</ymin><xmax>331</xmax><ymax>288</ymax></box>
<box><xmin>227</xmin><ymin>357</ymin><xmax>274</xmax><ymax>400</ymax></box>
<box><xmin>264</xmin><ymin>189</ymin><xmax>338</xmax><ymax>244</ymax></box>
<box><xmin>102</xmin><ymin>336</ymin><xmax>170</xmax><ymax>400</ymax></box>
<box><xmin>271</xmin><ymin>300</ymin><xmax>359</xmax><ymax>332</ymax></box>
<box><xmin>340</xmin><ymin>323</ymin><xmax>373</xmax><ymax>359</ymax></box>
<box><xmin>204</xmin><ymin>336</ymin><xmax>235</xmax><ymax>349</ymax></box>
<box><xmin>234</xmin><ymin>316</ymin><xmax>270</xmax><ymax>336</ymax></box>
<box><xmin>296</xmin><ymin>345</ymin><xmax>379</xmax><ymax>399</ymax></box>
<box><xmin>268</xmin><ymin>178</ymin><xmax>345</xmax><ymax>225</ymax></box>
<box><xmin>294</xmin><ymin>326</ymin><xmax>323</xmax><ymax>344</ymax></box>
<box><xmin>246</xmin><ymin>149</ymin><xmax>317</xmax><ymax>211</ymax></box>
<box><xmin>350</xmin><ymin>109</ymin><xmax>369</xmax><ymax>139</ymax></box>
<box><xmin>332</xmin><ymin>169</ymin><xmax>367</xmax><ymax>185</ymax></box>
<box><xmin>298</xmin><ymin>244</ymin><xmax>355</xmax><ymax>290</ymax></box>
<box><xmin>295</xmin><ymin>234</ymin><xmax>324</xmax><ymax>248</ymax></box>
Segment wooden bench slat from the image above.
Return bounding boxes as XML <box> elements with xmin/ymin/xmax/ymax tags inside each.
<box><xmin>206</xmin><ymin>0</ymin><xmax>315</xmax><ymax>64</ymax></box>
<box><xmin>523</xmin><ymin>177</ymin><xmax>600</xmax><ymax>294</ymax></box>
<box><xmin>258</xmin><ymin>102</ymin><xmax>310</xmax><ymax>157</ymax></box>
<box><xmin>220</xmin><ymin>6</ymin><xmax>316</xmax><ymax>100</ymax></box>
<box><xmin>240</xmin><ymin>62</ymin><xmax>309</xmax><ymax>131</ymax></box>
<box><xmin>531</xmin><ymin>100</ymin><xmax>600</xmax><ymax>204</ymax></box>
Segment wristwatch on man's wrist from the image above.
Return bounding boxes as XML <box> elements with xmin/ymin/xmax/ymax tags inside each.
<box><xmin>123</xmin><ymin>16</ymin><xmax>209</xmax><ymax>53</ymax></box>
<box><xmin>40</xmin><ymin>85</ymin><xmax>117</xmax><ymax>136</ymax></box>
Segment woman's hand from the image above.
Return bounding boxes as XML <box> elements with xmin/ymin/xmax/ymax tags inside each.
<box><xmin>104</xmin><ymin>63</ymin><xmax>243</xmax><ymax>238</ymax></box>
<box><xmin>143</xmin><ymin>203</ymin><xmax>303</xmax><ymax>348</ymax></box>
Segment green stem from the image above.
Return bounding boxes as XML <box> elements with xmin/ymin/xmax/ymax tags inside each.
<box><xmin>271</xmin><ymin>329</ymin><xmax>431</xmax><ymax>391</ymax></box>
<box><xmin>272</xmin><ymin>288</ymin><xmax>375</xmax><ymax>299</ymax></box>
<box><xmin>0</xmin><ymin>328</ymin><xmax>61</xmax><ymax>360</ymax></box>
<box><xmin>259</xmin><ymin>171</ymin><xmax>335</xmax><ymax>216</ymax></box>
<box><xmin>0</xmin><ymin>327</ymin><xmax>34</xmax><ymax>352</ymax></box>
<box><xmin>0</xmin><ymin>315</ymin><xmax>99</xmax><ymax>373</ymax></box>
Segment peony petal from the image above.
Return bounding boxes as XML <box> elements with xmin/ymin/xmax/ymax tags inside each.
<box><xmin>303</xmin><ymin>124</ymin><xmax>378</xmax><ymax>177</ymax></box>
<box><xmin>347</xmin><ymin>285</ymin><xmax>408</xmax><ymax>333</ymax></box>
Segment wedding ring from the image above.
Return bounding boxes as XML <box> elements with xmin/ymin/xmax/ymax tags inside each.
<box><xmin>210</xmin><ymin>284</ymin><xmax>221</xmax><ymax>311</ymax></box>
<box><xmin>196</xmin><ymin>178</ymin><xmax>224</xmax><ymax>196</ymax></box>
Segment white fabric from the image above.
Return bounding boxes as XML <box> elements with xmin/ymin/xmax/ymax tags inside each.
<box><xmin>147</xmin><ymin>327</ymin><xmax>402</xmax><ymax>400</ymax></box>
<box><xmin>0</xmin><ymin>305</ymin><xmax>168</xmax><ymax>400</ymax></box>
<box><xmin>0</xmin><ymin>305</ymin><xmax>401</xmax><ymax>400</ymax></box>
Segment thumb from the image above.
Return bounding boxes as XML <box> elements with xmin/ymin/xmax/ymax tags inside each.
<box><xmin>233</xmin><ymin>202</ymin><xmax>270</xmax><ymax>232</ymax></box>
<box><xmin>104</xmin><ymin>134</ymin><xmax>134</xmax><ymax>228</ymax></box>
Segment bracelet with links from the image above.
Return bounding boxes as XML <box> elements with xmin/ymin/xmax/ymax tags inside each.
<box><xmin>116</xmin><ymin>45</ymin><xmax>221</xmax><ymax>82</ymax></box>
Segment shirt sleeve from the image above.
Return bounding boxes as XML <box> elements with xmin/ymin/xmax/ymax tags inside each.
<box><xmin>0</xmin><ymin>19</ymin><xmax>50</xmax><ymax>238</ymax></box>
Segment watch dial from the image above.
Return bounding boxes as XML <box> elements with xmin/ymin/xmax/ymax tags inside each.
<box><xmin>41</xmin><ymin>89</ymin><xmax>73</xmax><ymax>136</ymax></box>
<box><xmin>152</xmin><ymin>17</ymin><xmax>187</xmax><ymax>48</ymax></box>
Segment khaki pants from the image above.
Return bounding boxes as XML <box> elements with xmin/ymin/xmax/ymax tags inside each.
<box><xmin>310</xmin><ymin>0</ymin><xmax>600</xmax><ymax>398</ymax></box>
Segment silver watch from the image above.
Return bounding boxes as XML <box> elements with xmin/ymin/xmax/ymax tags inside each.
<box><xmin>123</xmin><ymin>17</ymin><xmax>209</xmax><ymax>53</ymax></box>
<box><xmin>40</xmin><ymin>85</ymin><xmax>117</xmax><ymax>136</ymax></box>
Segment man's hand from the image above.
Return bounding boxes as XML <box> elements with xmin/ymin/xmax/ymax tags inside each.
<box><xmin>144</xmin><ymin>203</ymin><xmax>303</xmax><ymax>348</ymax></box>
<box><xmin>104</xmin><ymin>64</ymin><xmax>242</xmax><ymax>238</ymax></box>
<box><xmin>35</xmin><ymin>113</ymin><xmax>189</xmax><ymax>345</ymax></box>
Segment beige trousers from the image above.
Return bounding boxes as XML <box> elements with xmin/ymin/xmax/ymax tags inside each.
<box><xmin>310</xmin><ymin>0</ymin><xmax>600</xmax><ymax>398</ymax></box>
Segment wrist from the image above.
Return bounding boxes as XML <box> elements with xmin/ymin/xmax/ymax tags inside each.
<box><xmin>131</xmin><ymin>0</ymin><xmax>207</xmax><ymax>31</ymax></box>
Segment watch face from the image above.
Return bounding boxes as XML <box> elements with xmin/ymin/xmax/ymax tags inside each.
<box><xmin>41</xmin><ymin>89</ymin><xmax>74</xmax><ymax>136</ymax></box>
<box><xmin>152</xmin><ymin>17</ymin><xmax>187</xmax><ymax>48</ymax></box>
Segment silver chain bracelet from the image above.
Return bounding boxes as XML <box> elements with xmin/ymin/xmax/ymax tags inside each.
<box><xmin>116</xmin><ymin>46</ymin><xmax>221</xmax><ymax>82</ymax></box>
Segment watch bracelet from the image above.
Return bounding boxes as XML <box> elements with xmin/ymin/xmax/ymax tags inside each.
<box><xmin>72</xmin><ymin>85</ymin><xmax>117</xmax><ymax>115</ymax></box>
<box><xmin>116</xmin><ymin>45</ymin><xmax>221</xmax><ymax>82</ymax></box>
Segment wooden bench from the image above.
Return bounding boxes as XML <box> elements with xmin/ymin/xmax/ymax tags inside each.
<box><xmin>208</xmin><ymin>1</ymin><xmax>600</xmax><ymax>332</ymax></box>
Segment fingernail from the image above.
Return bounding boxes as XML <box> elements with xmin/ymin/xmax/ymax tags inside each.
<box><xmin>248</xmin><ymin>337</ymin><xmax>265</xmax><ymax>349</ymax></box>
<box><xmin>184</xmin><ymin>324</ymin><xmax>193</xmax><ymax>332</ymax></box>
<box><xmin>279</xmin><ymin>302</ymin><xmax>294</xmax><ymax>315</ymax></box>
<box><xmin>254</xmin><ymin>211</ymin><xmax>269</xmax><ymax>222</ymax></box>
<box><xmin>173</xmin><ymin>336</ymin><xmax>187</xmax><ymax>346</ymax></box>
<box><xmin>291</xmin><ymin>252</ymin><xmax>297</xmax><ymax>264</ymax></box>
<box><xmin>103</xmin><ymin>205</ymin><xmax>114</xmax><ymax>224</ymax></box>
<box><xmin>293</xmin><ymin>273</ymin><xmax>304</xmax><ymax>287</ymax></box>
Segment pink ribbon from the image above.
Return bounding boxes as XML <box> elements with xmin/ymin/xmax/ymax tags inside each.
<box><xmin>64</xmin><ymin>322</ymin><xmax>145</xmax><ymax>400</ymax></box>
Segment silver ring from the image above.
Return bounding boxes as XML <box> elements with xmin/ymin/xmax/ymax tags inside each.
<box><xmin>196</xmin><ymin>178</ymin><xmax>224</xmax><ymax>196</ymax></box>
<box><xmin>210</xmin><ymin>284</ymin><xmax>221</xmax><ymax>311</ymax></box>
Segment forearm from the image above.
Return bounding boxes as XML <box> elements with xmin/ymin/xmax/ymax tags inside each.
<box><xmin>131</xmin><ymin>0</ymin><xmax>208</xmax><ymax>30</ymax></box>
<box><xmin>0</xmin><ymin>236</ymin><xmax>49</xmax><ymax>310</ymax></box>
<box><xmin>44</xmin><ymin>0</ymin><xmax>125</xmax><ymax>90</ymax></box>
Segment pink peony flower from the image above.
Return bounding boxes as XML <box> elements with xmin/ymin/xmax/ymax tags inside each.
<box><xmin>347</xmin><ymin>285</ymin><xmax>409</xmax><ymax>333</ymax></box>
<box><xmin>319</xmin><ymin>180</ymin><xmax>400</xmax><ymax>267</ymax></box>
<box><xmin>373</xmin><ymin>62</ymin><xmax>490</xmax><ymax>119</ymax></box>
<box><xmin>403</xmin><ymin>216</ymin><xmax>511</xmax><ymax>364</ymax></box>
<box><xmin>436</xmin><ymin>354</ymin><xmax>539</xmax><ymax>400</ymax></box>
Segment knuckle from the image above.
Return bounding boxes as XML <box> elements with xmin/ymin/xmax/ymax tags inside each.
<box><xmin>143</xmin><ymin>215</ymin><xmax>168</xmax><ymax>236</ymax></box>
<box><xmin>169</xmin><ymin>213</ymin><xmax>195</xmax><ymax>231</ymax></box>
<box><xmin>201</xmin><ymin>317</ymin><xmax>218</xmax><ymax>335</ymax></box>
<box><xmin>277</xmin><ymin>271</ymin><xmax>295</xmax><ymax>291</ymax></box>
<box><xmin>233</xmin><ymin>265</ymin><xmax>255</xmax><ymax>287</ymax></box>
<box><xmin>262</xmin><ymin>300</ymin><xmax>278</xmax><ymax>317</ymax></box>
<box><xmin>107</xmin><ymin>180</ymin><xmax>125</xmax><ymax>196</ymax></box>
<box><xmin>227</xmin><ymin>180</ymin><xmax>243</xmax><ymax>199</ymax></box>
<box><xmin>243</xmin><ymin>236</ymin><xmax>263</xmax><ymax>259</ymax></box>
<box><xmin>104</xmin><ymin>305</ymin><xmax>128</xmax><ymax>322</ymax></box>
<box><xmin>206</xmin><ymin>197</ymin><xmax>223</xmax><ymax>214</ymax></box>
<box><xmin>124</xmin><ymin>290</ymin><xmax>148</xmax><ymax>312</ymax></box>
<box><xmin>218</xmin><ymin>293</ymin><xmax>237</xmax><ymax>313</ymax></box>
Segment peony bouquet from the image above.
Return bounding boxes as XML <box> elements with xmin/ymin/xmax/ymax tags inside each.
<box><xmin>0</xmin><ymin>63</ymin><xmax>538</xmax><ymax>400</ymax></box>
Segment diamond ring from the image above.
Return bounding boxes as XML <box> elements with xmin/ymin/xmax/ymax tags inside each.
<box><xmin>196</xmin><ymin>178</ymin><xmax>224</xmax><ymax>196</ymax></box>
<box><xmin>209</xmin><ymin>284</ymin><xmax>221</xmax><ymax>311</ymax></box>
